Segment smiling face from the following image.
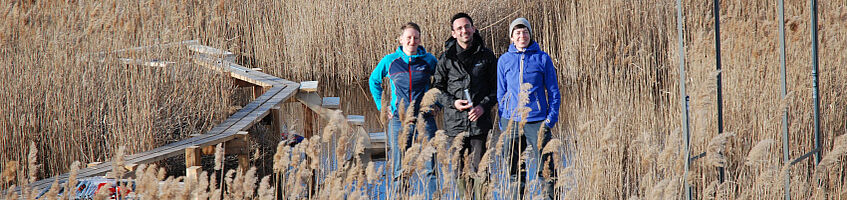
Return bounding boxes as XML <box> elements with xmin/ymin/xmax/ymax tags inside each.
<box><xmin>451</xmin><ymin>17</ymin><xmax>475</xmax><ymax>47</ymax></box>
<box><xmin>510</xmin><ymin>27</ymin><xmax>531</xmax><ymax>50</ymax></box>
<box><xmin>399</xmin><ymin>27</ymin><xmax>421</xmax><ymax>55</ymax></box>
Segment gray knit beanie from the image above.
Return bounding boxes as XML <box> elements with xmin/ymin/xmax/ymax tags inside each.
<box><xmin>509</xmin><ymin>18</ymin><xmax>532</xmax><ymax>38</ymax></box>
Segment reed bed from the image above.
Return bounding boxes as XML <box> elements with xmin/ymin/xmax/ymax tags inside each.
<box><xmin>3</xmin><ymin>0</ymin><xmax>847</xmax><ymax>199</ymax></box>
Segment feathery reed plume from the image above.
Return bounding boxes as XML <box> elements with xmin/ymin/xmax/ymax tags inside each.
<box><xmin>273</xmin><ymin>142</ymin><xmax>291</xmax><ymax>173</ymax></box>
<box><xmin>814</xmin><ymin>134</ymin><xmax>847</xmax><ymax>184</ymax></box>
<box><xmin>706</xmin><ymin>132</ymin><xmax>735</xmax><ymax>168</ymax></box>
<box><xmin>194</xmin><ymin>171</ymin><xmax>210</xmax><ymax>200</ymax></box>
<box><xmin>257</xmin><ymin>176</ymin><xmax>273</xmax><ymax>200</ymax></box>
<box><xmin>415</xmin><ymin>113</ymin><xmax>429</xmax><ymax>144</ymax></box>
<box><xmin>243</xmin><ymin>167</ymin><xmax>258</xmax><ymax>199</ymax></box>
<box><xmin>44</xmin><ymin>178</ymin><xmax>60</xmax><ymax>199</ymax></box>
<box><xmin>416</xmin><ymin>145</ymin><xmax>436</xmax><ymax>172</ymax></box>
<box><xmin>27</xmin><ymin>142</ymin><xmax>39</xmax><ymax>184</ymax></box>
<box><xmin>66</xmin><ymin>161</ymin><xmax>80</xmax><ymax>199</ymax></box>
<box><xmin>214</xmin><ymin>143</ymin><xmax>224</xmax><ymax>171</ymax></box>
<box><xmin>542</xmin><ymin>158</ymin><xmax>553</xmax><ymax>180</ymax></box>
<box><xmin>477</xmin><ymin>150</ymin><xmax>492</xmax><ymax>178</ymax></box>
<box><xmin>817</xmin><ymin>134</ymin><xmax>847</xmax><ymax>169</ymax></box>
<box><xmin>112</xmin><ymin>146</ymin><xmax>126</xmax><ymax>179</ymax></box>
<box><xmin>419</xmin><ymin>88</ymin><xmax>441</xmax><ymax>114</ymax></box>
<box><xmin>224</xmin><ymin>169</ymin><xmax>237</xmax><ymax>199</ymax></box>
<box><xmin>157</xmin><ymin>167</ymin><xmax>167</xmax><ymax>181</ymax></box>
<box><xmin>209</xmin><ymin>171</ymin><xmax>221</xmax><ymax>200</ymax></box>
<box><xmin>4</xmin><ymin>185</ymin><xmax>16</xmax><ymax>200</ymax></box>
<box><xmin>658</xmin><ymin>129</ymin><xmax>681</xmax><ymax>171</ymax></box>
<box><xmin>307</xmin><ymin>136</ymin><xmax>321</xmax><ymax>170</ymax></box>
<box><xmin>379</xmin><ymin>77</ymin><xmax>392</xmax><ymax>125</ymax></box>
<box><xmin>745</xmin><ymin>139</ymin><xmax>776</xmax><ymax>166</ymax></box>
<box><xmin>543</xmin><ymin>138</ymin><xmax>563</xmax><ymax>155</ymax></box>
<box><xmin>366</xmin><ymin>161</ymin><xmax>380</xmax><ymax>184</ymax></box>
<box><xmin>663</xmin><ymin>176</ymin><xmax>680</xmax><ymax>199</ymax></box>
<box><xmin>515</xmin><ymin>83</ymin><xmax>533</xmax><ymax>135</ymax></box>
<box><xmin>1</xmin><ymin>161</ymin><xmax>17</xmax><ymax>184</ymax></box>
<box><xmin>649</xmin><ymin>178</ymin><xmax>669</xmax><ymax>199</ymax></box>
<box><xmin>402</xmin><ymin>143</ymin><xmax>421</xmax><ymax>176</ymax></box>
<box><xmin>703</xmin><ymin>180</ymin><xmax>719</xmax><ymax>200</ymax></box>
<box><xmin>92</xmin><ymin>183</ymin><xmax>112</xmax><ymax>200</ymax></box>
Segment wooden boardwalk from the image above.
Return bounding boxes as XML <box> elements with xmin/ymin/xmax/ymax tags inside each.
<box><xmin>9</xmin><ymin>41</ymin><xmax>386</xmax><ymax>195</ymax></box>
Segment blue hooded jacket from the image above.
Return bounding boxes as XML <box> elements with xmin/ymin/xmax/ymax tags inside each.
<box><xmin>497</xmin><ymin>41</ymin><xmax>561</xmax><ymax>128</ymax></box>
<box><xmin>369</xmin><ymin>46</ymin><xmax>438</xmax><ymax>115</ymax></box>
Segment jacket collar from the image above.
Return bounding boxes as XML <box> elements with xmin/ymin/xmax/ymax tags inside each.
<box><xmin>508</xmin><ymin>40</ymin><xmax>540</xmax><ymax>53</ymax></box>
<box><xmin>396</xmin><ymin>46</ymin><xmax>428</xmax><ymax>62</ymax></box>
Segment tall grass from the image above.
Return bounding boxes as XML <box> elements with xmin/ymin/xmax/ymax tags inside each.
<box><xmin>2</xmin><ymin>0</ymin><xmax>847</xmax><ymax>199</ymax></box>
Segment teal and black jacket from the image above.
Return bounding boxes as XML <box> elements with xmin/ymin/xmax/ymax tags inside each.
<box><xmin>369</xmin><ymin>46</ymin><xmax>438</xmax><ymax>115</ymax></box>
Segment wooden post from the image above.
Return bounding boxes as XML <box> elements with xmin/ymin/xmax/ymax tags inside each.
<box><xmin>186</xmin><ymin>146</ymin><xmax>203</xmax><ymax>168</ymax></box>
<box><xmin>225</xmin><ymin>131</ymin><xmax>251</xmax><ymax>172</ymax></box>
<box><xmin>271</xmin><ymin>105</ymin><xmax>285</xmax><ymax>137</ymax></box>
<box><xmin>186</xmin><ymin>166</ymin><xmax>203</xmax><ymax>189</ymax></box>
<box><xmin>299</xmin><ymin>81</ymin><xmax>319</xmax><ymax>138</ymax></box>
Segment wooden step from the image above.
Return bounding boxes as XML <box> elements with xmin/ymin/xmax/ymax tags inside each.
<box><xmin>322</xmin><ymin>97</ymin><xmax>340</xmax><ymax>109</ymax></box>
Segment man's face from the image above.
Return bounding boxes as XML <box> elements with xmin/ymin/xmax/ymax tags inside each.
<box><xmin>399</xmin><ymin>28</ymin><xmax>421</xmax><ymax>53</ymax></box>
<box><xmin>451</xmin><ymin>18</ymin><xmax>475</xmax><ymax>45</ymax></box>
<box><xmin>510</xmin><ymin>28</ymin><xmax>531</xmax><ymax>49</ymax></box>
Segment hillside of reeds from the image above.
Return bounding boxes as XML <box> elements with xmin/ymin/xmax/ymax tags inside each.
<box><xmin>2</xmin><ymin>0</ymin><xmax>847</xmax><ymax>199</ymax></box>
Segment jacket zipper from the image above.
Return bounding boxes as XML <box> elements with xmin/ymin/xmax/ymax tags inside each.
<box><xmin>519</xmin><ymin>53</ymin><xmax>525</xmax><ymax>87</ymax></box>
<box><xmin>408</xmin><ymin>56</ymin><xmax>413</xmax><ymax>101</ymax></box>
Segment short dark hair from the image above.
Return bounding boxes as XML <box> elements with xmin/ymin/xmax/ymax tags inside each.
<box><xmin>513</xmin><ymin>24</ymin><xmax>527</xmax><ymax>30</ymax></box>
<box><xmin>450</xmin><ymin>13</ymin><xmax>474</xmax><ymax>27</ymax></box>
<box><xmin>400</xmin><ymin>22</ymin><xmax>421</xmax><ymax>33</ymax></box>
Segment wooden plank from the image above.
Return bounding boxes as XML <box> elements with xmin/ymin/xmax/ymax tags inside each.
<box><xmin>192</xmin><ymin>54</ymin><xmax>279</xmax><ymax>87</ymax></box>
<box><xmin>347</xmin><ymin>115</ymin><xmax>365</xmax><ymax>126</ymax></box>
<box><xmin>187</xmin><ymin>44</ymin><xmax>236</xmax><ymax>62</ymax></box>
<box><xmin>90</xmin><ymin>40</ymin><xmax>199</xmax><ymax>59</ymax></box>
<box><xmin>299</xmin><ymin>81</ymin><xmax>318</xmax><ymax>92</ymax></box>
<box><xmin>322</xmin><ymin>97</ymin><xmax>340</xmax><ymax>109</ymax></box>
<box><xmin>185</xmin><ymin>146</ymin><xmax>202</xmax><ymax>167</ymax></box>
<box><xmin>119</xmin><ymin>58</ymin><xmax>176</xmax><ymax>67</ymax></box>
<box><xmin>126</xmin><ymin>86</ymin><xmax>290</xmax><ymax>165</ymax></box>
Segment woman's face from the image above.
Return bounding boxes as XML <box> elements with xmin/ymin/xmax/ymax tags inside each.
<box><xmin>511</xmin><ymin>28</ymin><xmax>531</xmax><ymax>49</ymax></box>
<box><xmin>399</xmin><ymin>28</ymin><xmax>421</xmax><ymax>53</ymax></box>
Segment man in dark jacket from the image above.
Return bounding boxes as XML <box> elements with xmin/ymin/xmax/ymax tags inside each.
<box><xmin>432</xmin><ymin>13</ymin><xmax>497</xmax><ymax>194</ymax></box>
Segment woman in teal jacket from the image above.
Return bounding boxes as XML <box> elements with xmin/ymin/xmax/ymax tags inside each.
<box><xmin>368</xmin><ymin>22</ymin><xmax>438</xmax><ymax>198</ymax></box>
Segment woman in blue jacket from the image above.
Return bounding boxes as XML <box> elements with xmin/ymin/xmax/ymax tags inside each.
<box><xmin>368</xmin><ymin>22</ymin><xmax>438</xmax><ymax>198</ymax></box>
<box><xmin>497</xmin><ymin>18</ymin><xmax>561</xmax><ymax>197</ymax></box>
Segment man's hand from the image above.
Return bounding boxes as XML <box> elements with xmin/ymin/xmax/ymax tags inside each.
<box><xmin>468</xmin><ymin>105</ymin><xmax>484</xmax><ymax>121</ymax></box>
<box><xmin>454</xmin><ymin>99</ymin><xmax>472</xmax><ymax>111</ymax></box>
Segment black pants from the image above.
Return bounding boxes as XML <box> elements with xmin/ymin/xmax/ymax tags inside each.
<box><xmin>451</xmin><ymin>132</ymin><xmax>488</xmax><ymax>174</ymax></box>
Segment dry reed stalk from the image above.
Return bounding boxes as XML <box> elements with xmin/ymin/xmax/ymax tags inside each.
<box><xmin>112</xmin><ymin>146</ymin><xmax>126</xmax><ymax>179</ymax></box>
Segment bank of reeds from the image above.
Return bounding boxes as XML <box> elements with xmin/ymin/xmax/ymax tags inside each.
<box><xmin>3</xmin><ymin>0</ymin><xmax>847</xmax><ymax>199</ymax></box>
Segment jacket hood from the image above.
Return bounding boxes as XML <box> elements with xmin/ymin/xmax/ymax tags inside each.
<box><xmin>443</xmin><ymin>32</ymin><xmax>486</xmax><ymax>57</ymax></box>
<box><xmin>396</xmin><ymin>46</ymin><xmax>430</xmax><ymax>62</ymax></box>
<box><xmin>507</xmin><ymin>40</ymin><xmax>540</xmax><ymax>53</ymax></box>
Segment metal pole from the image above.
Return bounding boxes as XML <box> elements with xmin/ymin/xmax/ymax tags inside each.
<box><xmin>675</xmin><ymin>0</ymin><xmax>693</xmax><ymax>199</ymax></box>
<box><xmin>712</xmin><ymin>0</ymin><xmax>726</xmax><ymax>183</ymax></box>
<box><xmin>809</xmin><ymin>0</ymin><xmax>822</xmax><ymax>166</ymax></box>
<box><xmin>778</xmin><ymin>0</ymin><xmax>791</xmax><ymax>199</ymax></box>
